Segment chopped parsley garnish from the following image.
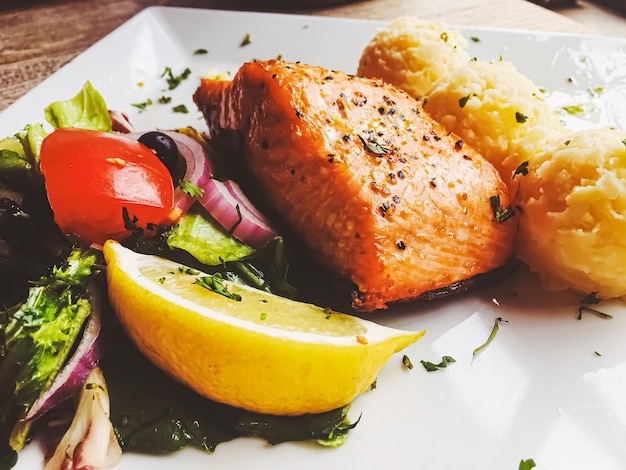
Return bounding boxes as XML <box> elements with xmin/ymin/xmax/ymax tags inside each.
<box><xmin>519</xmin><ymin>459</ymin><xmax>536</xmax><ymax>470</ymax></box>
<box><xmin>178</xmin><ymin>266</ymin><xmax>199</xmax><ymax>275</ymax></box>
<box><xmin>580</xmin><ymin>292</ymin><xmax>601</xmax><ymax>305</ymax></box>
<box><xmin>240</xmin><ymin>33</ymin><xmax>252</xmax><ymax>47</ymax></box>
<box><xmin>489</xmin><ymin>195</ymin><xmax>515</xmax><ymax>223</ymax></box>
<box><xmin>158</xmin><ymin>96</ymin><xmax>172</xmax><ymax>104</ymax></box>
<box><xmin>621</xmin><ymin>138</ymin><xmax>626</xmax><ymax>147</ymax></box>
<box><xmin>228</xmin><ymin>204</ymin><xmax>243</xmax><ymax>236</ymax></box>
<box><xmin>565</xmin><ymin>139</ymin><xmax>572</xmax><ymax>145</ymax></box>
<box><xmin>84</xmin><ymin>383</ymin><xmax>103</xmax><ymax>390</ymax></box>
<box><xmin>594</xmin><ymin>351</ymin><xmax>602</xmax><ymax>357</ymax></box>
<box><xmin>588</xmin><ymin>86</ymin><xmax>603</xmax><ymax>97</ymax></box>
<box><xmin>420</xmin><ymin>355</ymin><xmax>456</xmax><ymax>372</ymax></box>
<box><xmin>161</xmin><ymin>66</ymin><xmax>192</xmax><ymax>90</ymax></box>
<box><xmin>173</xmin><ymin>104</ymin><xmax>189</xmax><ymax>114</ymax></box>
<box><xmin>358</xmin><ymin>135</ymin><xmax>390</xmax><ymax>155</ymax></box>
<box><xmin>122</xmin><ymin>207</ymin><xmax>142</xmax><ymax>235</ymax></box>
<box><xmin>578</xmin><ymin>292</ymin><xmax>612</xmax><ymax>320</ymax></box>
<box><xmin>193</xmin><ymin>48</ymin><xmax>208</xmax><ymax>55</ymax></box>
<box><xmin>515</xmin><ymin>111</ymin><xmax>528</xmax><ymax>123</ymax></box>
<box><xmin>470</xmin><ymin>36</ymin><xmax>480</xmax><ymax>42</ymax></box>
<box><xmin>131</xmin><ymin>98</ymin><xmax>153</xmax><ymax>111</ymax></box>
<box><xmin>459</xmin><ymin>94</ymin><xmax>472</xmax><ymax>108</ymax></box>
<box><xmin>561</xmin><ymin>104</ymin><xmax>585</xmax><ymax>116</ymax></box>
<box><xmin>402</xmin><ymin>355</ymin><xmax>414</xmax><ymax>369</ymax></box>
<box><xmin>195</xmin><ymin>273</ymin><xmax>241</xmax><ymax>301</ymax></box>
<box><xmin>512</xmin><ymin>161</ymin><xmax>529</xmax><ymax>179</ymax></box>
<box><xmin>259</xmin><ymin>312</ymin><xmax>267</xmax><ymax>321</ymax></box>
<box><xmin>473</xmin><ymin>317</ymin><xmax>506</xmax><ymax>357</ymax></box>
<box><xmin>179</xmin><ymin>179</ymin><xmax>204</xmax><ymax>197</ymax></box>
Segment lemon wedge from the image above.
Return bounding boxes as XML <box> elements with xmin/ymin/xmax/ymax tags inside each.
<box><xmin>103</xmin><ymin>240</ymin><xmax>424</xmax><ymax>415</ymax></box>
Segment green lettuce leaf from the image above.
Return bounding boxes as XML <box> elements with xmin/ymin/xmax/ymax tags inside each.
<box><xmin>167</xmin><ymin>206</ymin><xmax>253</xmax><ymax>265</ymax></box>
<box><xmin>43</xmin><ymin>81</ymin><xmax>112</xmax><ymax>131</ymax></box>
<box><xmin>102</xmin><ymin>333</ymin><xmax>357</xmax><ymax>455</ymax></box>
<box><xmin>22</xmin><ymin>123</ymin><xmax>47</xmax><ymax>163</ymax></box>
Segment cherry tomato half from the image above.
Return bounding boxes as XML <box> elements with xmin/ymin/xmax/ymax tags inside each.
<box><xmin>40</xmin><ymin>128</ymin><xmax>175</xmax><ymax>246</ymax></box>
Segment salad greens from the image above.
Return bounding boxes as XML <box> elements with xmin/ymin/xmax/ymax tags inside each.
<box><xmin>0</xmin><ymin>124</ymin><xmax>46</xmax><ymax>184</ymax></box>
<box><xmin>1</xmin><ymin>81</ymin><xmax>109</xmax><ymax>310</ymax></box>
<box><xmin>0</xmin><ymin>248</ymin><xmax>100</xmax><ymax>467</ymax></box>
<box><xmin>0</xmin><ymin>81</ymin><xmax>359</xmax><ymax>469</ymax></box>
<box><xmin>103</xmin><ymin>331</ymin><xmax>355</xmax><ymax>455</ymax></box>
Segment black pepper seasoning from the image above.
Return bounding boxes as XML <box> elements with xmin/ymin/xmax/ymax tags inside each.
<box><xmin>379</xmin><ymin>202</ymin><xmax>390</xmax><ymax>217</ymax></box>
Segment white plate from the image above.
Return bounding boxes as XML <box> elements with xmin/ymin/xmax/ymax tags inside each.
<box><xmin>4</xmin><ymin>7</ymin><xmax>626</xmax><ymax>470</ymax></box>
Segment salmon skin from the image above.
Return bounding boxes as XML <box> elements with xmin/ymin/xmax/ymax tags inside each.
<box><xmin>193</xmin><ymin>60</ymin><xmax>517</xmax><ymax>311</ymax></box>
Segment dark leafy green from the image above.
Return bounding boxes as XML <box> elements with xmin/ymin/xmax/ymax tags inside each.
<box><xmin>102</xmin><ymin>332</ymin><xmax>358</xmax><ymax>455</ymax></box>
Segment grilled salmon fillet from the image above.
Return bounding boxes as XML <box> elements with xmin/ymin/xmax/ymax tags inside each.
<box><xmin>193</xmin><ymin>60</ymin><xmax>517</xmax><ymax>311</ymax></box>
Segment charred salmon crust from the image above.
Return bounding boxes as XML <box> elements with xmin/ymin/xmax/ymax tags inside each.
<box><xmin>193</xmin><ymin>60</ymin><xmax>517</xmax><ymax>311</ymax></box>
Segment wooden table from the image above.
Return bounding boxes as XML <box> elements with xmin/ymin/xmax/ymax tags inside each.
<box><xmin>0</xmin><ymin>0</ymin><xmax>603</xmax><ymax>112</ymax></box>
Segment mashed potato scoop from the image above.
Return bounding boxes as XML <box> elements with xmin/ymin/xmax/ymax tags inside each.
<box><xmin>517</xmin><ymin>127</ymin><xmax>626</xmax><ymax>298</ymax></box>
<box><xmin>424</xmin><ymin>60</ymin><xmax>567</xmax><ymax>183</ymax></box>
<box><xmin>358</xmin><ymin>16</ymin><xmax>470</xmax><ymax>100</ymax></box>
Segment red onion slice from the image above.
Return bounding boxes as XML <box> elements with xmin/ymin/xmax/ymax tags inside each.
<box><xmin>198</xmin><ymin>177</ymin><xmax>277</xmax><ymax>248</ymax></box>
<box><xmin>125</xmin><ymin>130</ymin><xmax>278</xmax><ymax>247</ymax></box>
<box><xmin>25</xmin><ymin>285</ymin><xmax>103</xmax><ymax>422</ymax></box>
<box><xmin>126</xmin><ymin>130</ymin><xmax>212</xmax><ymax>215</ymax></box>
<box><xmin>108</xmin><ymin>110</ymin><xmax>135</xmax><ymax>134</ymax></box>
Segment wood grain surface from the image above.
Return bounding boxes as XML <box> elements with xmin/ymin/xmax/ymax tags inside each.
<box><xmin>0</xmin><ymin>0</ymin><xmax>594</xmax><ymax>111</ymax></box>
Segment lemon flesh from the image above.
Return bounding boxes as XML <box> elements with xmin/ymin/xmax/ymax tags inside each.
<box><xmin>103</xmin><ymin>240</ymin><xmax>424</xmax><ymax>415</ymax></box>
